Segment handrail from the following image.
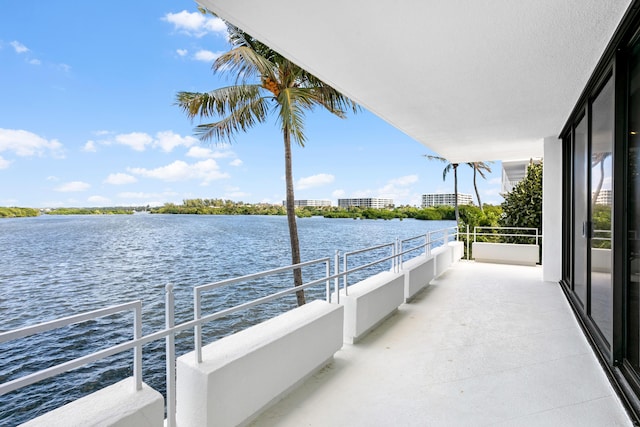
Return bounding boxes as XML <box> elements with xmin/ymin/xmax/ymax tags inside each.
<box><xmin>342</xmin><ymin>242</ymin><xmax>395</xmax><ymax>295</ymax></box>
<box><xmin>473</xmin><ymin>226</ymin><xmax>540</xmax><ymax>245</ymax></box>
<box><xmin>1</xmin><ymin>225</ymin><xmax>463</xmax><ymax>426</ymax></box>
<box><xmin>194</xmin><ymin>257</ymin><xmax>332</xmax><ymax>363</ymax></box>
<box><xmin>0</xmin><ymin>301</ymin><xmax>143</xmax><ymax>396</ymax></box>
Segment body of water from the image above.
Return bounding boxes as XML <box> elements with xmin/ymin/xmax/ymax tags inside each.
<box><xmin>0</xmin><ymin>214</ymin><xmax>454</xmax><ymax>426</ymax></box>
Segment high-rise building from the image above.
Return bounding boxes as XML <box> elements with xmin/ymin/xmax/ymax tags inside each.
<box><xmin>337</xmin><ymin>198</ymin><xmax>394</xmax><ymax>208</ymax></box>
<box><xmin>421</xmin><ymin>193</ymin><xmax>473</xmax><ymax>208</ymax></box>
<box><xmin>283</xmin><ymin>200</ymin><xmax>332</xmax><ymax>207</ymax></box>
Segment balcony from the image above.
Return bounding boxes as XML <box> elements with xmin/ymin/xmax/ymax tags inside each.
<box><xmin>2</xmin><ymin>234</ymin><xmax>632</xmax><ymax>426</ymax></box>
<box><xmin>249</xmin><ymin>261</ymin><xmax>631</xmax><ymax>426</ymax></box>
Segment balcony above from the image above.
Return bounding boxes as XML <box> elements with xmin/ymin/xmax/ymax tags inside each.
<box><xmin>198</xmin><ymin>0</ymin><xmax>631</xmax><ymax>163</ymax></box>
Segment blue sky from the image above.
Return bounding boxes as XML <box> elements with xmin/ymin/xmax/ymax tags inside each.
<box><xmin>0</xmin><ymin>1</ymin><xmax>503</xmax><ymax>208</ymax></box>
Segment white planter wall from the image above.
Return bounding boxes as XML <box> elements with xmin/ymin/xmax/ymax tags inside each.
<box><xmin>175</xmin><ymin>300</ymin><xmax>343</xmax><ymax>427</ymax></box>
<box><xmin>338</xmin><ymin>270</ymin><xmax>405</xmax><ymax>344</ymax></box>
<box><xmin>20</xmin><ymin>378</ymin><xmax>163</xmax><ymax>427</ymax></box>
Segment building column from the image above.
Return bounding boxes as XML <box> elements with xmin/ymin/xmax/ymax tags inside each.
<box><xmin>542</xmin><ymin>136</ymin><xmax>562</xmax><ymax>282</ymax></box>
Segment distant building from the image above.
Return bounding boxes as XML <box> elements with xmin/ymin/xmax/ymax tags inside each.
<box><xmin>284</xmin><ymin>199</ymin><xmax>332</xmax><ymax>207</ymax></box>
<box><xmin>338</xmin><ymin>198</ymin><xmax>394</xmax><ymax>209</ymax></box>
<box><xmin>421</xmin><ymin>193</ymin><xmax>473</xmax><ymax>208</ymax></box>
<box><xmin>593</xmin><ymin>189</ymin><xmax>612</xmax><ymax>206</ymax></box>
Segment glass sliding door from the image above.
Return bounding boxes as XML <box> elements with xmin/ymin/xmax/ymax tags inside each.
<box><xmin>628</xmin><ymin>40</ymin><xmax>640</xmax><ymax>370</ymax></box>
<box><xmin>573</xmin><ymin>116</ymin><xmax>589</xmax><ymax>307</ymax></box>
<box><xmin>590</xmin><ymin>77</ymin><xmax>614</xmax><ymax>346</ymax></box>
<box><xmin>568</xmin><ymin>74</ymin><xmax>614</xmax><ymax>349</ymax></box>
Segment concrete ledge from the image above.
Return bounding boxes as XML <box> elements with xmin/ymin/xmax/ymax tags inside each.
<box><xmin>592</xmin><ymin>248</ymin><xmax>611</xmax><ymax>273</ymax></box>
<box><xmin>433</xmin><ymin>245</ymin><xmax>453</xmax><ymax>277</ymax></box>
<box><xmin>402</xmin><ymin>255</ymin><xmax>434</xmax><ymax>302</ymax></box>
<box><xmin>472</xmin><ymin>242</ymin><xmax>539</xmax><ymax>266</ymax></box>
<box><xmin>338</xmin><ymin>270</ymin><xmax>405</xmax><ymax>344</ymax></box>
<box><xmin>21</xmin><ymin>378</ymin><xmax>163</xmax><ymax>427</ymax></box>
<box><xmin>175</xmin><ymin>300</ymin><xmax>344</xmax><ymax>427</ymax></box>
<box><xmin>449</xmin><ymin>241</ymin><xmax>464</xmax><ymax>262</ymax></box>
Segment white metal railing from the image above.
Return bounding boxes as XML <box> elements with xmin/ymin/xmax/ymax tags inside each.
<box><xmin>593</xmin><ymin>229</ymin><xmax>612</xmax><ymax>243</ymax></box>
<box><xmin>0</xmin><ymin>301</ymin><xmax>143</xmax><ymax>396</ymax></box>
<box><xmin>473</xmin><ymin>226</ymin><xmax>541</xmax><ymax>245</ymax></box>
<box><xmin>0</xmin><ymin>226</ymin><xmax>460</xmax><ymax>427</ymax></box>
<box><xmin>193</xmin><ymin>257</ymin><xmax>333</xmax><ymax>363</ymax></box>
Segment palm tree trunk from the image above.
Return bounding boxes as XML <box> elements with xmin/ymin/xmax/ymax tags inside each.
<box><xmin>453</xmin><ymin>163</ymin><xmax>459</xmax><ymax>224</ymax></box>
<box><xmin>283</xmin><ymin>128</ymin><xmax>305</xmax><ymax>306</ymax></box>
<box><xmin>473</xmin><ymin>167</ymin><xmax>483</xmax><ymax>212</ymax></box>
<box><xmin>592</xmin><ymin>156</ymin><xmax>606</xmax><ymax>211</ymax></box>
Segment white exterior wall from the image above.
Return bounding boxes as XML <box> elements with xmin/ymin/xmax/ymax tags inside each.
<box><xmin>542</xmin><ymin>136</ymin><xmax>562</xmax><ymax>282</ymax></box>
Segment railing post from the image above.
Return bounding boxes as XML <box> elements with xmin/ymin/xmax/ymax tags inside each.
<box><xmin>343</xmin><ymin>253</ymin><xmax>349</xmax><ymax>296</ymax></box>
<box><xmin>194</xmin><ymin>289</ymin><xmax>202</xmax><ymax>364</ymax></box>
<box><xmin>165</xmin><ymin>284</ymin><xmax>176</xmax><ymax>427</ymax></box>
<box><xmin>426</xmin><ymin>232</ymin><xmax>432</xmax><ymax>257</ymax></box>
<box><xmin>133</xmin><ymin>302</ymin><xmax>142</xmax><ymax>392</ymax></box>
<box><xmin>396</xmin><ymin>237</ymin><xmax>401</xmax><ymax>272</ymax></box>
<box><xmin>466</xmin><ymin>224</ymin><xmax>470</xmax><ymax>260</ymax></box>
<box><xmin>334</xmin><ymin>250</ymin><xmax>340</xmax><ymax>304</ymax></box>
<box><xmin>325</xmin><ymin>259</ymin><xmax>331</xmax><ymax>302</ymax></box>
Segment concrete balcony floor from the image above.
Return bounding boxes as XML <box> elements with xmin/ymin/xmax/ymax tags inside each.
<box><xmin>250</xmin><ymin>261</ymin><xmax>632</xmax><ymax>426</ymax></box>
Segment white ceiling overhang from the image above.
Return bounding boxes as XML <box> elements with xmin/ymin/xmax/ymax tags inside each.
<box><xmin>197</xmin><ymin>0</ymin><xmax>631</xmax><ymax>162</ymax></box>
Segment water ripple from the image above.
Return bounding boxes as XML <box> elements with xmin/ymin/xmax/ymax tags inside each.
<box><xmin>0</xmin><ymin>214</ymin><xmax>452</xmax><ymax>426</ymax></box>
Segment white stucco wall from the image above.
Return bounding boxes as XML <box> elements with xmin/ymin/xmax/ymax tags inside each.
<box><xmin>542</xmin><ymin>136</ymin><xmax>563</xmax><ymax>282</ymax></box>
<box><xmin>20</xmin><ymin>378</ymin><xmax>163</xmax><ymax>427</ymax></box>
<box><xmin>175</xmin><ymin>300</ymin><xmax>343</xmax><ymax>427</ymax></box>
<box><xmin>403</xmin><ymin>255</ymin><xmax>435</xmax><ymax>302</ymax></box>
<box><xmin>339</xmin><ymin>270</ymin><xmax>405</xmax><ymax>344</ymax></box>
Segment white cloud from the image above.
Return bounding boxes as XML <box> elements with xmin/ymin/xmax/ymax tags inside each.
<box><xmin>104</xmin><ymin>173</ymin><xmax>137</xmax><ymax>185</ymax></box>
<box><xmin>176</xmin><ymin>49</ymin><xmax>188</xmax><ymax>57</ymax></box>
<box><xmin>0</xmin><ymin>156</ymin><xmax>11</xmax><ymax>169</ymax></box>
<box><xmin>332</xmin><ymin>189</ymin><xmax>345</xmax><ymax>198</ymax></box>
<box><xmin>154</xmin><ymin>130</ymin><xmax>198</xmax><ymax>152</ymax></box>
<box><xmin>55</xmin><ymin>181</ymin><xmax>90</xmax><ymax>192</ymax></box>
<box><xmin>93</xmin><ymin>130</ymin><xmax>111</xmax><ymax>136</ymax></box>
<box><xmin>128</xmin><ymin>159</ymin><xmax>229</xmax><ymax>184</ymax></box>
<box><xmin>87</xmin><ymin>195</ymin><xmax>111</xmax><ymax>205</ymax></box>
<box><xmin>163</xmin><ymin>10</ymin><xmax>227</xmax><ymax>38</ymax></box>
<box><xmin>376</xmin><ymin>175</ymin><xmax>419</xmax><ymax>202</ymax></box>
<box><xmin>115</xmin><ymin>132</ymin><xmax>153</xmax><ymax>151</ymax></box>
<box><xmin>194</xmin><ymin>49</ymin><xmax>222</xmax><ymax>62</ymax></box>
<box><xmin>28</xmin><ymin>58</ymin><xmax>41</xmax><ymax>65</ymax></box>
<box><xmin>10</xmin><ymin>41</ymin><xmax>28</xmax><ymax>53</ymax></box>
<box><xmin>186</xmin><ymin>146</ymin><xmax>214</xmax><ymax>158</ymax></box>
<box><xmin>229</xmin><ymin>159</ymin><xmax>243</xmax><ymax>167</ymax></box>
<box><xmin>83</xmin><ymin>141</ymin><xmax>97</xmax><ymax>152</ymax></box>
<box><xmin>186</xmin><ymin>146</ymin><xmax>235</xmax><ymax>159</ymax></box>
<box><xmin>297</xmin><ymin>173</ymin><xmax>335</xmax><ymax>190</ymax></box>
<box><xmin>58</xmin><ymin>63</ymin><xmax>71</xmax><ymax>72</ymax></box>
<box><xmin>109</xmin><ymin>131</ymin><xmax>196</xmax><ymax>152</ymax></box>
<box><xmin>345</xmin><ymin>175</ymin><xmax>420</xmax><ymax>205</ymax></box>
<box><xmin>0</xmin><ymin>128</ymin><xmax>64</xmax><ymax>158</ymax></box>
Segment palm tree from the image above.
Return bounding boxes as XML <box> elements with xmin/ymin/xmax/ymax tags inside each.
<box><xmin>176</xmin><ymin>24</ymin><xmax>358</xmax><ymax>306</ymax></box>
<box><xmin>425</xmin><ymin>155</ymin><xmax>460</xmax><ymax>223</ymax></box>
<box><xmin>467</xmin><ymin>161</ymin><xmax>492</xmax><ymax>212</ymax></box>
